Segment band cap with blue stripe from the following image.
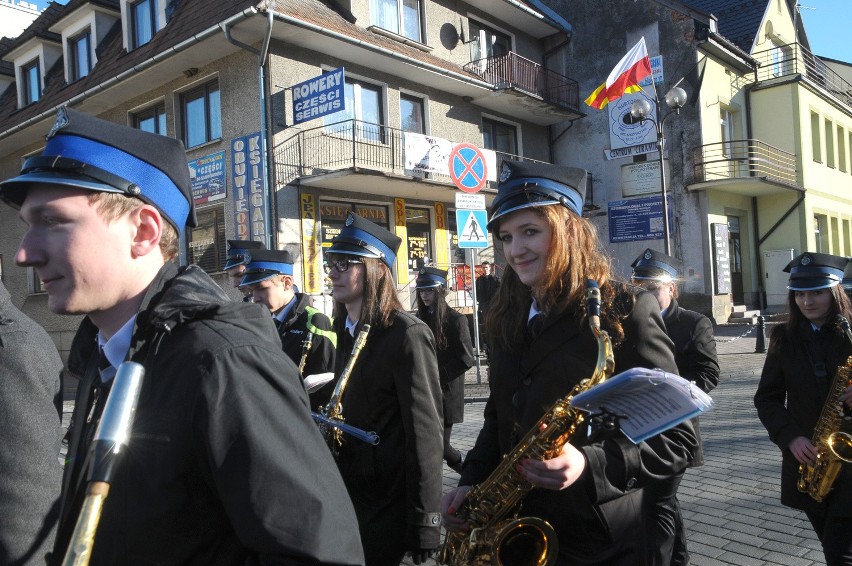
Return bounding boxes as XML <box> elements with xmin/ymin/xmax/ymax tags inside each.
<box><xmin>225</xmin><ymin>240</ymin><xmax>266</xmax><ymax>270</ymax></box>
<box><xmin>784</xmin><ymin>252</ymin><xmax>849</xmax><ymax>291</ymax></box>
<box><xmin>487</xmin><ymin>160</ymin><xmax>588</xmax><ymax>230</ymax></box>
<box><xmin>631</xmin><ymin>248</ymin><xmax>681</xmax><ymax>283</ymax></box>
<box><xmin>240</xmin><ymin>249</ymin><xmax>295</xmax><ymax>287</ymax></box>
<box><xmin>327</xmin><ymin>212</ymin><xmax>401</xmax><ymax>269</ymax></box>
<box><xmin>0</xmin><ymin>106</ymin><xmax>195</xmax><ymax>231</ymax></box>
<box><xmin>416</xmin><ymin>267</ymin><xmax>448</xmax><ymax>289</ymax></box>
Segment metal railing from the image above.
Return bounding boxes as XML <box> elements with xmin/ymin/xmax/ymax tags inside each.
<box><xmin>274</xmin><ymin>118</ymin><xmax>545</xmax><ymax>187</ymax></box>
<box><xmin>692</xmin><ymin>139</ymin><xmax>799</xmax><ymax>187</ymax></box>
<box><xmin>752</xmin><ymin>42</ymin><xmax>852</xmax><ymax>107</ymax></box>
<box><xmin>463</xmin><ymin>51</ymin><xmax>580</xmax><ymax>112</ymax></box>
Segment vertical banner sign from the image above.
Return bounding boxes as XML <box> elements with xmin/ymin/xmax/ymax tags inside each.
<box><xmin>394</xmin><ymin>198</ymin><xmax>408</xmax><ymax>282</ymax></box>
<box><xmin>231</xmin><ymin>133</ymin><xmax>266</xmax><ymax>242</ymax></box>
<box><xmin>712</xmin><ymin>223</ymin><xmax>732</xmax><ymax>295</ymax></box>
<box><xmin>300</xmin><ymin>193</ymin><xmax>322</xmax><ymax>294</ymax></box>
<box><xmin>434</xmin><ymin>202</ymin><xmax>449</xmax><ymax>269</ymax></box>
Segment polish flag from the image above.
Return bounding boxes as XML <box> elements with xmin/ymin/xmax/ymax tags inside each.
<box><xmin>584</xmin><ymin>37</ymin><xmax>652</xmax><ymax>110</ymax></box>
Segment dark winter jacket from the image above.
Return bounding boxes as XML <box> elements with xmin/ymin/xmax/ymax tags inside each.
<box><xmin>54</xmin><ymin>263</ymin><xmax>364</xmax><ymax>565</ymax></box>
<box><xmin>755</xmin><ymin>321</ymin><xmax>852</xmax><ymax>517</ymax></box>
<box><xmin>332</xmin><ymin>310</ymin><xmax>444</xmax><ymax>559</ymax></box>
<box><xmin>419</xmin><ymin>307</ymin><xmax>474</xmax><ymax>424</ymax></box>
<box><xmin>0</xmin><ymin>282</ymin><xmax>63</xmax><ymax>566</ymax></box>
<box><xmin>461</xmin><ymin>287</ymin><xmax>697</xmax><ymax>565</ymax></box>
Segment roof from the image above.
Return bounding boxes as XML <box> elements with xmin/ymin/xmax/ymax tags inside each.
<box><xmin>682</xmin><ymin>0</ymin><xmax>769</xmax><ymax>53</ymax></box>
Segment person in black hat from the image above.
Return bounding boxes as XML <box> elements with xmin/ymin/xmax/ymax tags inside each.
<box><xmin>240</xmin><ymin>249</ymin><xmax>336</xmax><ymax>406</ymax></box>
<box><xmin>631</xmin><ymin>247</ymin><xmax>720</xmax><ymax>566</ymax></box>
<box><xmin>324</xmin><ymin>212</ymin><xmax>443</xmax><ymax>565</ymax></box>
<box><xmin>441</xmin><ymin>160</ymin><xmax>697</xmax><ymax>565</ymax></box>
<box><xmin>0</xmin><ymin>106</ymin><xmax>363</xmax><ymax>565</ymax></box>
<box><xmin>474</xmin><ymin>259</ymin><xmax>500</xmax><ymax>353</ymax></box>
<box><xmin>225</xmin><ymin>239</ymin><xmax>265</xmax><ymax>301</ymax></box>
<box><xmin>414</xmin><ymin>266</ymin><xmax>474</xmax><ymax>475</ymax></box>
<box><xmin>755</xmin><ymin>252</ymin><xmax>852</xmax><ymax>565</ymax></box>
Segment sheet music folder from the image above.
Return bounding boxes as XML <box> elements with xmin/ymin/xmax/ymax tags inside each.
<box><xmin>571</xmin><ymin>367</ymin><xmax>714</xmax><ymax>444</ymax></box>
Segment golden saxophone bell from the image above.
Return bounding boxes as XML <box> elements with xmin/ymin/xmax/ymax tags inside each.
<box><xmin>491</xmin><ymin>517</ymin><xmax>558</xmax><ymax>566</ymax></box>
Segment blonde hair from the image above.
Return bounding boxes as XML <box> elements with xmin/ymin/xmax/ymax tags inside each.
<box><xmin>88</xmin><ymin>192</ymin><xmax>179</xmax><ymax>261</ymax></box>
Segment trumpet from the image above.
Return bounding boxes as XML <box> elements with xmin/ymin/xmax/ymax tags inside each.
<box><xmin>298</xmin><ymin>331</ymin><xmax>314</xmax><ymax>375</ymax></box>
<box><xmin>316</xmin><ymin>324</ymin><xmax>373</xmax><ymax>454</ymax></box>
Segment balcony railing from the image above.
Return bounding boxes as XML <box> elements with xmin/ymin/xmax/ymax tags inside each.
<box><xmin>274</xmin><ymin>118</ymin><xmax>545</xmax><ymax>188</ymax></box>
<box><xmin>692</xmin><ymin>139</ymin><xmax>798</xmax><ymax>188</ymax></box>
<box><xmin>463</xmin><ymin>51</ymin><xmax>580</xmax><ymax>112</ymax></box>
<box><xmin>752</xmin><ymin>42</ymin><xmax>852</xmax><ymax>107</ymax></box>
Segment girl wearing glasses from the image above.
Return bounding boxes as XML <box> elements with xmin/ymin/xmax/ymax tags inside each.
<box><xmin>440</xmin><ymin>160</ymin><xmax>697</xmax><ymax>565</ymax></box>
<box><xmin>414</xmin><ymin>267</ymin><xmax>475</xmax><ymax>475</ymax></box>
<box><xmin>324</xmin><ymin>213</ymin><xmax>444</xmax><ymax>566</ymax></box>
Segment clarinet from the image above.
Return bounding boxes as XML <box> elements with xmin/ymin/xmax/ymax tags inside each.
<box><xmin>298</xmin><ymin>331</ymin><xmax>314</xmax><ymax>375</ymax></box>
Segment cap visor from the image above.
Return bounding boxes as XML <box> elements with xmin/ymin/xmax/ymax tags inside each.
<box><xmin>0</xmin><ymin>172</ymin><xmax>122</xmax><ymax>207</ymax></box>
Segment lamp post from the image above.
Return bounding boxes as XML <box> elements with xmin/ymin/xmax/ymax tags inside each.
<box><xmin>630</xmin><ymin>86</ymin><xmax>688</xmax><ymax>255</ymax></box>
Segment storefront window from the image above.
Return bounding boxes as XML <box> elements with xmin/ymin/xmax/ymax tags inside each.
<box><xmin>188</xmin><ymin>205</ymin><xmax>226</xmax><ymax>272</ymax></box>
<box><xmin>320</xmin><ymin>201</ymin><xmax>390</xmax><ymax>253</ymax></box>
<box><xmin>406</xmin><ymin>207</ymin><xmax>431</xmax><ymax>270</ymax></box>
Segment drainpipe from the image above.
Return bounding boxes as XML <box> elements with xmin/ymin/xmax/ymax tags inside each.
<box><xmin>222</xmin><ymin>9</ymin><xmax>276</xmax><ymax>250</ymax></box>
<box><xmin>0</xmin><ymin>7</ymin><xmax>259</xmax><ymax>141</ymax></box>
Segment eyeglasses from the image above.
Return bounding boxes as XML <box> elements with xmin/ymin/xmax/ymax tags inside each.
<box><xmin>323</xmin><ymin>258</ymin><xmax>364</xmax><ymax>274</ymax></box>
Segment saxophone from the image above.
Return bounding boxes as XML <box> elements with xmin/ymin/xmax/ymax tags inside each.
<box><xmin>439</xmin><ymin>280</ymin><xmax>615</xmax><ymax>566</ymax></box>
<box><xmin>318</xmin><ymin>324</ymin><xmax>370</xmax><ymax>453</ymax></box>
<box><xmin>796</xmin><ymin>314</ymin><xmax>852</xmax><ymax>502</ymax></box>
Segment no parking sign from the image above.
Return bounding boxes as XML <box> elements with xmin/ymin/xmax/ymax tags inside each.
<box><xmin>449</xmin><ymin>143</ymin><xmax>487</xmax><ymax>193</ymax></box>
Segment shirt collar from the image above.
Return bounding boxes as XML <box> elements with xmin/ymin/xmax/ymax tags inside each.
<box><xmin>97</xmin><ymin>314</ymin><xmax>137</xmax><ymax>382</ymax></box>
<box><xmin>528</xmin><ymin>301</ymin><xmax>541</xmax><ymax>323</ymax></box>
<box><xmin>275</xmin><ymin>295</ymin><xmax>297</xmax><ymax>323</ymax></box>
<box><xmin>345</xmin><ymin>316</ymin><xmax>359</xmax><ymax>337</ymax></box>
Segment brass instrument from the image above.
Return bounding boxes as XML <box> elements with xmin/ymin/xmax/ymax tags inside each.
<box><xmin>439</xmin><ymin>280</ymin><xmax>615</xmax><ymax>566</ymax></box>
<box><xmin>63</xmin><ymin>362</ymin><xmax>145</xmax><ymax>566</ymax></box>
<box><xmin>797</xmin><ymin>315</ymin><xmax>852</xmax><ymax>502</ymax></box>
<box><xmin>318</xmin><ymin>324</ymin><xmax>370</xmax><ymax>453</ymax></box>
<box><xmin>298</xmin><ymin>331</ymin><xmax>314</xmax><ymax>375</ymax></box>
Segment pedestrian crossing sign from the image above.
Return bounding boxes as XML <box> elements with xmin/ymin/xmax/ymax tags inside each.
<box><xmin>456</xmin><ymin>209</ymin><xmax>489</xmax><ymax>248</ymax></box>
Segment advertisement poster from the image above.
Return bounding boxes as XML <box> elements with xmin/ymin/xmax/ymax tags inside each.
<box><xmin>189</xmin><ymin>150</ymin><xmax>226</xmax><ymax>205</ymax></box>
<box><xmin>608</xmin><ymin>195</ymin><xmax>673</xmax><ymax>243</ymax></box>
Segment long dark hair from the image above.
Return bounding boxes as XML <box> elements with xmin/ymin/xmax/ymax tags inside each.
<box><xmin>415</xmin><ymin>287</ymin><xmax>449</xmax><ymax>350</ymax></box>
<box><xmin>331</xmin><ymin>256</ymin><xmax>403</xmax><ymax>331</ymax></box>
<box><xmin>771</xmin><ymin>285</ymin><xmax>852</xmax><ymax>351</ymax></box>
<box><xmin>485</xmin><ymin>205</ymin><xmax>627</xmax><ymax>352</ymax></box>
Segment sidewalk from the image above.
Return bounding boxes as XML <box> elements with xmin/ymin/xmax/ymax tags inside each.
<box><xmin>427</xmin><ymin>322</ymin><xmax>827</xmax><ymax>566</ymax></box>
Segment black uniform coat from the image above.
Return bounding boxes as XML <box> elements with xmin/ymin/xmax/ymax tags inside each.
<box><xmin>332</xmin><ymin>310</ymin><xmax>444</xmax><ymax>558</ymax></box>
<box><xmin>420</xmin><ymin>307</ymin><xmax>475</xmax><ymax>424</ymax></box>
<box><xmin>0</xmin><ymin>282</ymin><xmax>63</xmax><ymax>566</ymax></box>
<box><xmin>662</xmin><ymin>299</ymin><xmax>720</xmax><ymax>466</ymax></box>
<box><xmin>754</xmin><ymin>321</ymin><xmax>852</xmax><ymax>517</ymax></box>
<box><xmin>460</xmin><ymin>288</ymin><xmax>698</xmax><ymax>566</ymax></box>
<box><xmin>55</xmin><ymin>264</ymin><xmax>364</xmax><ymax>565</ymax></box>
<box><xmin>276</xmin><ymin>293</ymin><xmax>336</xmax><ymax>407</ymax></box>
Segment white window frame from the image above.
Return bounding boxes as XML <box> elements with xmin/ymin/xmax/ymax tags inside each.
<box><xmin>120</xmin><ymin>0</ymin><xmax>166</xmax><ymax>51</ymax></box>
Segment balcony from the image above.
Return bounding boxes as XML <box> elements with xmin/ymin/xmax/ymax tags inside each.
<box><xmin>752</xmin><ymin>42</ymin><xmax>852</xmax><ymax>108</ymax></box>
<box><xmin>689</xmin><ymin>139</ymin><xmax>801</xmax><ymax>196</ymax></box>
<box><xmin>274</xmin><ymin>119</ymin><xmax>545</xmax><ymax>201</ymax></box>
<box><xmin>462</xmin><ymin>51</ymin><xmax>583</xmax><ymax>125</ymax></box>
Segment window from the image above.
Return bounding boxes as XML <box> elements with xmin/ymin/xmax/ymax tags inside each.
<box><xmin>326</xmin><ymin>78</ymin><xmax>384</xmax><ymax>142</ymax></box>
<box><xmin>469</xmin><ymin>20</ymin><xmax>510</xmax><ymax>63</ymax></box>
<box><xmin>811</xmin><ymin>111</ymin><xmax>821</xmax><ymax>162</ymax></box>
<box><xmin>22</xmin><ymin>59</ymin><xmax>40</xmax><ymax>105</ymax></box>
<box><xmin>371</xmin><ymin>0</ymin><xmax>422</xmax><ymax>42</ymax></box>
<box><xmin>130</xmin><ymin>0</ymin><xmax>158</xmax><ymax>49</ymax></box>
<box><xmin>188</xmin><ymin>205</ymin><xmax>226</xmax><ymax>273</ymax></box>
<box><xmin>482</xmin><ymin>117</ymin><xmax>517</xmax><ymax>156</ymax></box>
<box><xmin>720</xmin><ymin>108</ymin><xmax>735</xmax><ymax>157</ymax></box>
<box><xmin>133</xmin><ymin>103</ymin><xmax>167</xmax><ymax>135</ymax></box>
<box><xmin>839</xmin><ymin>127</ymin><xmax>847</xmax><ymax>173</ymax></box>
<box><xmin>181</xmin><ymin>80</ymin><xmax>221</xmax><ymax>148</ymax></box>
<box><xmin>826</xmin><ymin>118</ymin><xmax>835</xmax><ymax>168</ymax></box>
<box><xmin>400</xmin><ymin>94</ymin><xmax>424</xmax><ymax>134</ymax></box>
<box><xmin>69</xmin><ymin>30</ymin><xmax>92</xmax><ymax>81</ymax></box>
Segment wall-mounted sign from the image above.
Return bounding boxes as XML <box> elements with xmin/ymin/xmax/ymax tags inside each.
<box><xmin>291</xmin><ymin>67</ymin><xmax>345</xmax><ymax>125</ymax></box>
<box><xmin>712</xmin><ymin>223</ymin><xmax>732</xmax><ymax>294</ymax></box>
<box><xmin>230</xmin><ymin>132</ymin><xmax>266</xmax><ymax>242</ymax></box>
<box><xmin>189</xmin><ymin>150</ymin><xmax>226</xmax><ymax>205</ymax></box>
<box><xmin>608</xmin><ymin>91</ymin><xmax>657</xmax><ymax>151</ymax></box>
<box><xmin>608</xmin><ymin>195</ymin><xmax>673</xmax><ymax>243</ymax></box>
<box><xmin>622</xmin><ymin>160</ymin><xmax>666</xmax><ymax>197</ymax></box>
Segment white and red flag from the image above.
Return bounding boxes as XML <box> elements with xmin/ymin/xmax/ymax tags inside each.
<box><xmin>584</xmin><ymin>37</ymin><xmax>652</xmax><ymax>109</ymax></box>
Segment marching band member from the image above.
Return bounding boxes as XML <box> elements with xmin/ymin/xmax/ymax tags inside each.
<box><xmin>754</xmin><ymin>252</ymin><xmax>852</xmax><ymax>565</ymax></box>
<box><xmin>224</xmin><ymin>239</ymin><xmax>264</xmax><ymax>302</ymax></box>
<box><xmin>0</xmin><ymin>107</ymin><xmax>363</xmax><ymax>565</ymax></box>
<box><xmin>414</xmin><ymin>266</ymin><xmax>475</xmax><ymax>474</ymax></box>
<box><xmin>440</xmin><ymin>160</ymin><xmax>698</xmax><ymax>565</ymax></box>
<box><xmin>631</xmin><ymin>248</ymin><xmax>720</xmax><ymax>566</ymax></box>
<box><xmin>325</xmin><ymin>213</ymin><xmax>444</xmax><ymax>565</ymax></box>
<box><xmin>240</xmin><ymin>249</ymin><xmax>336</xmax><ymax>406</ymax></box>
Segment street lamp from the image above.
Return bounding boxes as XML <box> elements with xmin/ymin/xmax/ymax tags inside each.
<box><xmin>630</xmin><ymin>86</ymin><xmax>688</xmax><ymax>255</ymax></box>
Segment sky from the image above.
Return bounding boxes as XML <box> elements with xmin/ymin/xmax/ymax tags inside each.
<box><xmin>28</xmin><ymin>0</ymin><xmax>850</xmax><ymax>63</ymax></box>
